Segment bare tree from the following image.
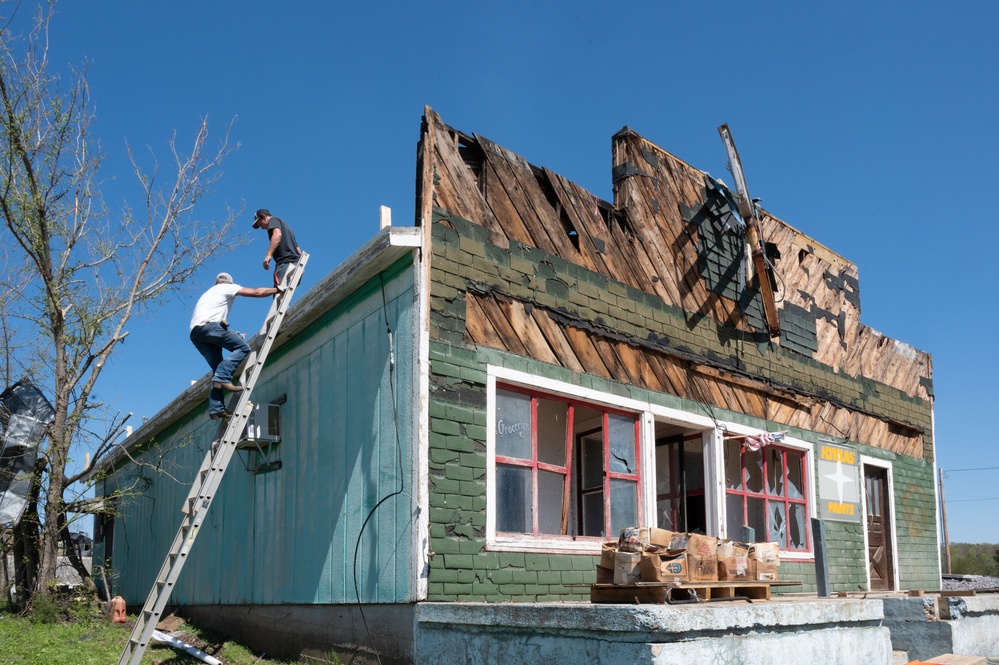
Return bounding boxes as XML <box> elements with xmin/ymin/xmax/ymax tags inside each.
<box><xmin>0</xmin><ymin>2</ymin><xmax>242</xmax><ymax>607</ymax></box>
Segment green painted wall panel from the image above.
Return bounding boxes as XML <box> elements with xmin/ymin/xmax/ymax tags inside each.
<box><xmin>103</xmin><ymin>260</ymin><xmax>417</xmax><ymax>606</ymax></box>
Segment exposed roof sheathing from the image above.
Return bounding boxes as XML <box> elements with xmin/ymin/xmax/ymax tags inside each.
<box><xmin>420</xmin><ymin>106</ymin><xmax>932</xmax><ymax>458</ymax></box>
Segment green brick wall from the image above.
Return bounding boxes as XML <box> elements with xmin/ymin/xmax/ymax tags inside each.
<box><xmin>426</xmin><ymin>210</ymin><xmax>938</xmax><ymax>601</ymax></box>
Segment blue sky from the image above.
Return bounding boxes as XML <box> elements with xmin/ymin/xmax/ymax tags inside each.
<box><xmin>25</xmin><ymin>1</ymin><xmax>998</xmax><ymax>544</ymax></box>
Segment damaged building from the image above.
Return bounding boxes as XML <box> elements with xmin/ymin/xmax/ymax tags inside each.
<box><xmin>90</xmin><ymin>108</ymin><xmax>963</xmax><ymax>663</ymax></box>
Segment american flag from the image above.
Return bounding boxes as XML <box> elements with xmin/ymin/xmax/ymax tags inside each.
<box><xmin>743</xmin><ymin>431</ymin><xmax>785</xmax><ymax>451</ymax></box>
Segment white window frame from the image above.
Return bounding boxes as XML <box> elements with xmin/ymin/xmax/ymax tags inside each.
<box><xmin>487</xmin><ymin>366</ymin><xmax>653</xmax><ymax>553</ymax></box>
<box><xmin>485</xmin><ymin>365</ymin><xmax>817</xmax><ymax>561</ymax></box>
<box><xmin>714</xmin><ymin>422</ymin><xmax>816</xmax><ymax>562</ymax></box>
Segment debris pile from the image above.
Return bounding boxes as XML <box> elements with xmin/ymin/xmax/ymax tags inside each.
<box><xmin>597</xmin><ymin>527</ymin><xmax>781</xmax><ymax>585</ymax></box>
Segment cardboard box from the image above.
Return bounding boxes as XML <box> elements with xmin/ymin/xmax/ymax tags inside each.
<box><xmin>613</xmin><ymin>551</ymin><xmax>642</xmax><ymax>585</ymax></box>
<box><xmin>749</xmin><ymin>542</ymin><xmax>780</xmax><ymax>565</ymax></box>
<box><xmin>717</xmin><ymin>541</ymin><xmax>752</xmax><ymax>581</ymax></box>
<box><xmin>649</xmin><ymin>527</ymin><xmax>676</xmax><ymax>547</ymax></box>
<box><xmin>640</xmin><ymin>552</ymin><xmax>688</xmax><ymax>583</ymax></box>
<box><xmin>595</xmin><ymin>565</ymin><xmax>614</xmax><ymax>584</ymax></box>
<box><xmin>618</xmin><ymin>526</ymin><xmax>649</xmax><ymax>552</ymax></box>
<box><xmin>755</xmin><ymin>561</ymin><xmax>779</xmax><ymax>581</ymax></box>
<box><xmin>685</xmin><ymin>533</ymin><xmax>719</xmax><ymax>582</ymax></box>
<box><xmin>600</xmin><ymin>541</ymin><xmax>617</xmax><ymax>570</ymax></box>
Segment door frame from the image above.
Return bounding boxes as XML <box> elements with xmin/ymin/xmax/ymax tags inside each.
<box><xmin>861</xmin><ymin>456</ymin><xmax>900</xmax><ymax>591</ymax></box>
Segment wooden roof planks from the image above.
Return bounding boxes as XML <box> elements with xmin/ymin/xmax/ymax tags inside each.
<box><xmin>418</xmin><ymin>106</ymin><xmax>932</xmax><ymax>459</ymax></box>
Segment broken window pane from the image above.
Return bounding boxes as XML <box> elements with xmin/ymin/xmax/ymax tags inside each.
<box><xmin>657</xmin><ymin>498</ymin><xmax>675</xmax><ymax>531</ymax></box>
<box><xmin>747</xmin><ymin>497</ymin><xmax>766</xmax><ymax>540</ymax></box>
<box><xmin>724</xmin><ymin>439</ymin><xmax>742</xmax><ymax>489</ymax></box>
<box><xmin>726</xmin><ymin>494</ymin><xmax>744</xmax><ymax>532</ymax></box>
<box><xmin>496</xmin><ymin>465</ymin><xmax>532</xmax><ymax>533</ymax></box>
<box><xmin>655</xmin><ymin>439</ymin><xmax>675</xmax><ymax>495</ymax></box>
<box><xmin>607</xmin><ymin>414</ymin><xmax>635</xmax><ymax>474</ymax></box>
<box><xmin>683</xmin><ymin>439</ymin><xmax>704</xmax><ymax>491</ymax></box>
<box><xmin>496</xmin><ymin>389</ymin><xmax>531</xmax><ymax>459</ymax></box>
<box><xmin>789</xmin><ymin>503</ymin><xmax>806</xmax><ymax>549</ymax></box>
<box><xmin>745</xmin><ymin>448</ymin><xmax>764</xmax><ymax>493</ymax></box>
<box><xmin>609</xmin><ymin>479</ymin><xmax>638</xmax><ymax>536</ymax></box>
<box><xmin>767</xmin><ymin>448</ymin><xmax>784</xmax><ymax>497</ymax></box>
<box><xmin>581</xmin><ymin>492</ymin><xmax>604</xmax><ymax>537</ymax></box>
<box><xmin>579</xmin><ymin>432</ymin><xmax>603</xmax><ymax>490</ymax></box>
<box><xmin>769</xmin><ymin>502</ymin><xmax>786</xmax><ymax>548</ymax></box>
<box><xmin>537</xmin><ymin>398</ymin><xmax>568</xmax><ymax>466</ymax></box>
<box><xmin>538</xmin><ymin>470</ymin><xmax>566</xmax><ymax>535</ymax></box>
<box><xmin>786</xmin><ymin>452</ymin><xmax>803</xmax><ymax>500</ymax></box>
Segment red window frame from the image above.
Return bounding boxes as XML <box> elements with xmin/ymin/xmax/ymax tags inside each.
<box><xmin>495</xmin><ymin>384</ymin><xmax>642</xmax><ymax>539</ymax></box>
<box><xmin>726</xmin><ymin>443</ymin><xmax>811</xmax><ymax>552</ymax></box>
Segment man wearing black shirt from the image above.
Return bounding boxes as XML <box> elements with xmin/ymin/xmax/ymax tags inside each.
<box><xmin>252</xmin><ymin>208</ymin><xmax>303</xmax><ymax>289</ymax></box>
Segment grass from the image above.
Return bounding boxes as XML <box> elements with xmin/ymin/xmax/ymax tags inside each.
<box><xmin>0</xmin><ymin>609</ymin><xmax>336</xmax><ymax>664</ymax></box>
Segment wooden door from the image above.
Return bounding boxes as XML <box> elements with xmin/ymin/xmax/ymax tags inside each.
<box><xmin>864</xmin><ymin>466</ymin><xmax>895</xmax><ymax>591</ymax></box>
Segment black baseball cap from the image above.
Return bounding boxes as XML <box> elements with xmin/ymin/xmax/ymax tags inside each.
<box><xmin>252</xmin><ymin>209</ymin><xmax>270</xmax><ymax>228</ymax></box>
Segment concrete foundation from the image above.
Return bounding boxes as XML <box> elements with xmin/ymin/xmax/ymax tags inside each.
<box><xmin>414</xmin><ymin>599</ymin><xmax>892</xmax><ymax>665</ymax></box>
<box><xmin>182</xmin><ymin>603</ymin><xmax>415</xmax><ymax>664</ymax></box>
<box><xmin>174</xmin><ymin>595</ymin><xmax>999</xmax><ymax>663</ymax></box>
<box><xmin>884</xmin><ymin>595</ymin><xmax>999</xmax><ymax>661</ymax></box>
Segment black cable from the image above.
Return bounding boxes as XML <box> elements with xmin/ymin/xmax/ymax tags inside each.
<box><xmin>352</xmin><ymin>272</ymin><xmax>404</xmax><ymax>665</ymax></box>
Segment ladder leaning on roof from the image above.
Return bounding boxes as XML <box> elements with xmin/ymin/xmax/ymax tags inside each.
<box><xmin>118</xmin><ymin>252</ymin><xmax>309</xmax><ymax>665</ymax></box>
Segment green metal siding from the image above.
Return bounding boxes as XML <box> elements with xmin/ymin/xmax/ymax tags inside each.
<box><xmin>103</xmin><ymin>258</ymin><xmax>417</xmax><ymax>606</ymax></box>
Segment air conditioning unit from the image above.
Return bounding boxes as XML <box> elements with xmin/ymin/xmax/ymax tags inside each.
<box><xmin>239</xmin><ymin>401</ymin><xmax>281</xmax><ymax>445</ymax></box>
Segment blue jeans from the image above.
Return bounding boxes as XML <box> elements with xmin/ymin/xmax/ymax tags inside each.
<box><xmin>190</xmin><ymin>322</ymin><xmax>250</xmax><ymax>414</ymax></box>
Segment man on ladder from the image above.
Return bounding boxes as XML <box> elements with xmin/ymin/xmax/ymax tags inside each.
<box><xmin>120</xmin><ymin>251</ymin><xmax>308</xmax><ymax>665</ymax></box>
<box><xmin>189</xmin><ymin>272</ymin><xmax>279</xmax><ymax>420</ymax></box>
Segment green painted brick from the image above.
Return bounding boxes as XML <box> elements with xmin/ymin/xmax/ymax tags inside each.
<box><xmin>443</xmin><ymin>583</ymin><xmax>473</xmax><ymax>596</ymax></box>
<box><xmin>444</xmin><ymin>464</ymin><xmax>474</xmax><ymax>481</ymax></box>
<box><xmin>429</xmin><ymin>476</ymin><xmax>461</xmax><ymax>495</ymax></box>
<box><xmin>537</xmin><ymin>571</ymin><xmax>562</xmax><ymax>585</ymax></box>
<box><xmin>432</xmin><ymin>537</ymin><xmax>461</xmax><ymax>554</ymax></box>
<box><xmin>464</xmin><ymin>425</ymin><xmax>486</xmax><ymax>442</ymax></box>
<box><xmin>547</xmin><ymin>557</ymin><xmax>574</xmax><ymax>571</ymax></box>
<box><xmin>488</xmin><ymin>569</ymin><xmax>514</xmax><ymax>584</ymax></box>
<box><xmin>430</xmin><ymin>449</ymin><xmax>460</xmax><ymax>464</ymax></box>
<box><xmin>524</xmin><ymin>554</ymin><xmax>549</xmax><ymax>569</ymax></box>
<box><xmin>444</xmin><ymin>554</ymin><xmax>474</xmax><ymax>570</ymax></box>
<box><xmin>460</xmin><ymin>479</ymin><xmax>486</xmax><ymax>497</ymax></box>
<box><xmin>428</xmin><ymin>567</ymin><xmax>459</xmax><ymax>584</ymax></box>
<box><xmin>459</xmin><ymin>452</ymin><xmax>485</xmax><ymax>469</ymax></box>
<box><xmin>498</xmin><ymin>552</ymin><xmax>526</xmax><ymax>568</ymax></box>
<box><xmin>512</xmin><ymin>570</ymin><xmax>539</xmax><ymax>584</ymax></box>
<box><xmin>430</xmin><ymin>418</ymin><xmax>461</xmax><ymax>436</ymax></box>
<box><xmin>429</xmin><ymin>507</ymin><xmax>460</xmax><ymax>524</ymax></box>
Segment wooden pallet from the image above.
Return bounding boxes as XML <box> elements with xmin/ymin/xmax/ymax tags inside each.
<box><xmin>590</xmin><ymin>580</ymin><xmax>802</xmax><ymax>604</ymax></box>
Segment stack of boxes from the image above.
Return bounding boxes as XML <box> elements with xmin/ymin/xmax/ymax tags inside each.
<box><xmin>596</xmin><ymin>527</ymin><xmax>780</xmax><ymax>585</ymax></box>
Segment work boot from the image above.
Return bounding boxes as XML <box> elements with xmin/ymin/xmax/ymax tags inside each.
<box><xmin>212</xmin><ymin>381</ymin><xmax>244</xmax><ymax>392</ymax></box>
<box><xmin>209</xmin><ymin>410</ymin><xmax>234</xmax><ymax>421</ymax></box>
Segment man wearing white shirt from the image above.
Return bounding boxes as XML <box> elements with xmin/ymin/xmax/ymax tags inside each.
<box><xmin>189</xmin><ymin>272</ymin><xmax>277</xmax><ymax>419</ymax></box>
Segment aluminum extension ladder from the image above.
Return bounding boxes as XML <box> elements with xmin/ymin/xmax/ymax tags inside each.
<box><xmin>118</xmin><ymin>253</ymin><xmax>309</xmax><ymax>665</ymax></box>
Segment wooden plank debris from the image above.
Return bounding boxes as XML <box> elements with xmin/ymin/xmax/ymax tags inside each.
<box><xmin>590</xmin><ymin>580</ymin><xmax>802</xmax><ymax>604</ymax></box>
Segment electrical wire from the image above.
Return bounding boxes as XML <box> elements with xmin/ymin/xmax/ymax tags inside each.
<box><xmin>352</xmin><ymin>272</ymin><xmax>404</xmax><ymax>665</ymax></box>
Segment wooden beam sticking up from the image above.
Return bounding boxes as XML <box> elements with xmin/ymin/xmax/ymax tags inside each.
<box><xmin>717</xmin><ymin>124</ymin><xmax>781</xmax><ymax>338</ymax></box>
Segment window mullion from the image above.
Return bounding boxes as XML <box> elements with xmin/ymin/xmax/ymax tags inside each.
<box><xmin>602</xmin><ymin>412</ymin><xmax>611</xmax><ymax>538</ymax></box>
<box><xmin>561</xmin><ymin>405</ymin><xmax>575</xmax><ymax>536</ymax></box>
<box><xmin>531</xmin><ymin>396</ymin><xmax>539</xmax><ymax>537</ymax></box>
